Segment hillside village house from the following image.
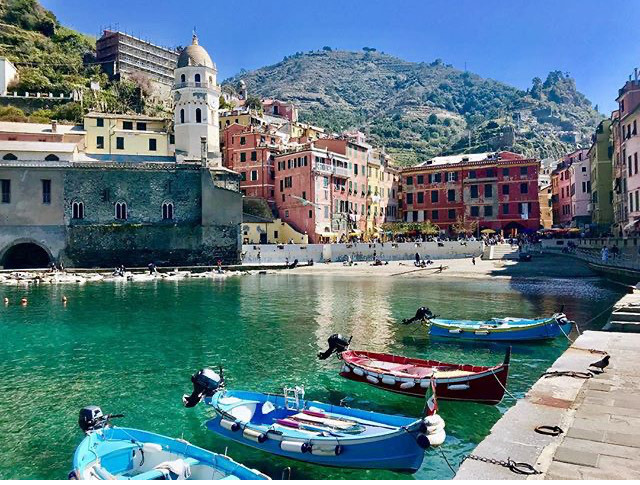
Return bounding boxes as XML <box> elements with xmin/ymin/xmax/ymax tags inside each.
<box><xmin>0</xmin><ymin>35</ymin><xmax>242</xmax><ymax>269</ymax></box>
<box><xmin>588</xmin><ymin>119</ymin><xmax>614</xmax><ymax>234</ymax></box>
<box><xmin>400</xmin><ymin>151</ymin><xmax>540</xmax><ymax>235</ymax></box>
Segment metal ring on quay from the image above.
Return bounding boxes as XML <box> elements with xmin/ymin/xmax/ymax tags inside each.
<box><xmin>534</xmin><ymin>425</ymin><xmax>564</xmax><ymax>436</ymax></box>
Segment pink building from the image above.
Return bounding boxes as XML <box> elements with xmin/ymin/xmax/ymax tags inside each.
<box><xmin>262</xmin><ymin>99</ymin><xmax>298</xmax><ymax>122</ymax></box>
<box><xmin>274</xmin><ymin>144</ymin><xmax>351</xmax><ymax>242</ymax></box>
<box><xmin>567</xmin><ymin>149</ymin><xmax>591</xmax><ymax>227</ymax></box>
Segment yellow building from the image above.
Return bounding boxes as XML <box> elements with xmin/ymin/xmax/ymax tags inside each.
<box><xmin>242</xmin><ymin>214</ymin><xmax>308</xmax><ymax>244</ymax></box>
<box><xmin>84</xmin><ymin>112</ymin><xmax>174</xmax><ymax>162</ymax></box>
<box><xmin>366</xmin><ymin>148</ymin><xmax>397</xmax><ymax>237</ymax></box>
<box><xmin>539</xmin><ymin>184</ymin><xmax>553</xmax><ymax>229</ymax></box>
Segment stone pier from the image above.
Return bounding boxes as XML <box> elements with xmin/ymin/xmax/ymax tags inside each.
<box><xmin>455</xmin><ymin>331</ymin><xmax>640</xmax><ymax>480</ymax></box>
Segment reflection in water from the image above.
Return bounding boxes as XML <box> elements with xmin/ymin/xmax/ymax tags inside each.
<box><xmin>0</xmin><ymin>274</ymin><xmax>624</xmax><ymax>480</ymax></box>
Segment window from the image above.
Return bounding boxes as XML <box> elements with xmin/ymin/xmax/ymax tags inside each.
<box><xmin>115</xmin><ymin>201</ymin><xmax>127</xmax><ymax>220</ymax></box>
<box><xmin>42</xmin><ymin>179</ymin><xmax>51</xmax><ymax>204</ymax></box>
<box><xmin>240</xmin><ymin>136</ymin><xmax>246</xmax><ymax>145</ymax></box>
<box><xmin>433</xmin><ymin>173</ymin><xmax>442</xmax><ymax>183</ymax></box>
<box><xmin>520</xmin><ymin>166</ymin><xmax>528</xmax><ymax>176</ymax></box>
<box><xmin>180</xmin><ymin>74</ymin><xmax>186</xmax><ymax>83</ymax></box>
<box><xmin>503</xmin><ymin>203</ymin><xmax>509</xmax><ymax>214</ymax></box>
<box><xmin>240</xmin><ymin>152</ymin><xmax>246</xmax><ymax>162</ymax></box>
<box><xmin>406</xmin><ymin>193</ymin><xmax>414</xmax><ymax>204</ymax></box>
<box><xmin>417</xmin><ymin>192</ymin><xmax>424</xmax><ymax>203</ymax></box>
<box><xmin>2</xmin><ymin>153</ymin><xmax>17</xmax><ymax>160</ymax></box>
<box><xmin>485</xmin><ymin>184</ymin><xmax>493</xmax><ymax>198</ymax></box>
<box><xmin>123</xmin><ymin>121</ymin><xmax>133</xmax><ymax>130</ymax></box>
<box><xmin>241</xmin><ymin>172</ymin><xmax>247</xmax><ymax>181</ymax></box>
<box><xmin>162</xmin><ymin>201</ymin><xmax>174</xmax><ymax>220</ymax></box>
<box><xmin>469</xmin><ymin>170</ymin><xmax>476</xmax><ymax>179</ymax></box>
<box><xmin>406</xmin><ymin>176</ymin><xmax>413</xmax><ymax>186</ymax></box>
<box><xmin>116</xmin><ymin>137</ymin><xmax>124</xmax><ymax>150</ymax></box>
<box><xmin>636</xmin><ymin>153</ymin><xmax>639</xmax><ymax>175</ymax></box>
<box><xmin>447</xmin><ymin>189</ymin><xmax>455</xmax><ymax>202</ymax></box>
<box><xmin>309</xmin><ymin>210</ymin><xmax>313</xmax><ymax>218</ymax></box>
<box><xmin>195</xmin><ymin>108</ymin><xmax>202</xmax><ymax>123</ymax></box>
<box><xmin>431</xmin><ymin>190</ymin><xmax>438</xmax><ymax>203</ymax></box>
<box><xmin>251</xmin><ymin>170</ymin><xmax>258</xmax><ymax>181</ymax></box>
<box><xmin>72</xmin><ymin>200</ymin><xmax>84</xmax><ymax>219</ymax></box>
<box><xmin>96</xmin><ymin>136</ymin><xmax>104</xmax><ymax>149</ymax></box>
<box><xmin>486</xmin><ymin>168</ymin><xmax>496</xmax><ymax>177</ymax></box>
<box><xmin>484</xmin><ymin>206</ymin><xmax>493</xmax><ymax>216</ymax></box>
<box><xmin>447</xmin><ymin>172</ymin><xmax>457</xmax><ymax>182</ymax></box>
<box><xmin>502</xmin><ymin>168</ymin><xmax>509</xmax><ymax>177</ymax></box>
<box><xmin>169</xmin><ymin>134</ymin><xmax>175</xmax><ymax>145</ymax></box>
<box><xmin>520</xmin><ymin>183</ymin><xmax>528</xmax><ymax>194</ymax></box>
<box><xmin>302</xmin><ymin>191</ymin><xmax>306</xmax><ymax>200</ymax></box>
<box><xmin>431</xmin><ymin>210</ymin><xmax>439</xmax><ymax>220</ymax></box>
<box><xmin>194</xmin><ymin>73</ymin><xmax>201</xmax><ymax>84</ymax></box>
<box><xmin>470</xmin><ymin>206</ymin><xmax>479</xmax><ymax>217</ymax></box>
<box><xmin>149</xmin><ymin>138</ymin><xmax>157</xmax><ymax>151</ymax></box>
<box><xmin>251</xmin><ymin>151</ymin><xmax>257</xmax><ymax>161</ymax></box>
<box><xmin>581</xmin><ymin>166</ymin><xmax>586</xmax><ymax>173</ymax></box>
<box><xmin>180</xmin><ymin>109</ymin><xmax>185</xmax><ymax>124</ymax></box>
<box><xmin>96</xmin><ymin>117</ymin><xmax>104</xmax><ymax>127</ymax></box>
<box><xmin>448</xmin><ymin>209</ymin><xmax>455</xmax><ymax>219</ymax></box>
<box><xmin>470</xmin><ymin>185</ymin><xmax>478</xmax><ymax>198</ymax></box>
<box><xmin>354</xmin><ymin>164</ymin><xmax>358</xmax><ymax>175</ymax></box>
<box><xmin>502</xmin><ymin>184</ymin><xmax>509</xmax><ymax>195</ymax></box>
<box><xmin>1</xmin><ymin>179</ymin><xmax>10</xmax><ymax>203</ymax></box>
<box><xmin>44</xmin><ymin>154</ymin><xmax>59</xmax><ymax>161</ymax></box>
<box><xmin>417</xmin><ymin>175</ymin><xmax>424</xmax><ymax>185</ymax></box>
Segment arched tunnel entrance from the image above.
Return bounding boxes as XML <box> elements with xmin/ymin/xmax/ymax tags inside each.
<box><xmin>1</xmin><ymin>243</ymin><xmax>52</xmax><ymax>269</ymax></box>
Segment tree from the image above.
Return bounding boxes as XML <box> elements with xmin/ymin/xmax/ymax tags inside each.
<box><xmin>451</xmin><ymin>216</ymin><xmax>478</xmax><ymax>235</ymax></box>
<box><xmin>0</xmin><ymin>106</ymin><xmax>28</xmax><ymax>122</ymax></box>
<box><xmin>219</xmin><ymin>95</ymin><xmax>235</xmax><ymax>111</ymax></box>
<box><xmin>245</xmin><ymin>95</ymin><xmax>263</xmax><ymax>112</ymax></box>
<box><xmin>322</xmin><ymin>46</ymin><xmax>332</xmax><ymax>51</ymax></box>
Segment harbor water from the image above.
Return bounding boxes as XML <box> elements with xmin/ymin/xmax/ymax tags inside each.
<box><xmin>0</xmin><ymin>274</ymin><xmax>623</xmax><ymax>479</ymax></box>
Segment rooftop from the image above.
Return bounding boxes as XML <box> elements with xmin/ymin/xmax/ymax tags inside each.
<box><xmin>85</xmin><ymin>112</ymin><xmax>168</xmax><ymax>121</ymax></box>
<box><xmin>0</xmin><ymin>140</ymin><xmax>78</xmax><ymax>153</ymax></box>
<box><xmin>417</xmin><ymin>151</ymin><xmax>526</xmax><ymax>168</ymax></box>
<box><xmin>0</xmin><ymin>121</ymin><xmax>85</xmax><ymax>135</ymax></box>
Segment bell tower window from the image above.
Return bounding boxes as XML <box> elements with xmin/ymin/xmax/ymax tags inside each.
<box><xmin>194</xmin><ymin>73</ymin><xmax>201</xmax><ymax>85</ymax></box>
<box><xmin>180</xmin><ymin>74</ymin><xmax>186</xmax><ymax>83</ymax></box>
<box><xmin>180</xmin><ymin>109</ymin><xmax>185</xmax><ymax>124</ymax></box>
<box><xmin>196</xmin><ymin>108</ymin><xmax>202</xmax><ymax>123</ymax></box>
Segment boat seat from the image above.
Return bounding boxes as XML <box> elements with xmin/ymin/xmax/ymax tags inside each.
<box><xmin>132</xmin><ymin>458</ymin><xmax>200</xmax><ymax>480</ymax></box>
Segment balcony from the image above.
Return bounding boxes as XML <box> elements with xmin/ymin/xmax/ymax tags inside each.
<box><xmin>313</xmin><ymin>162</ymin><xmax>350</xmax><ymax>178</ymax></box>
<box><xmin>173</xmin><ymin>81</ymin><xmax>214</xmax><ymax>90</ymax></box>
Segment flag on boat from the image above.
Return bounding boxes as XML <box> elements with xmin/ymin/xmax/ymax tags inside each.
<box><xmin>425</xmin><ymin>375</ymin><xmax>438</xmax><ymax>416</ymax></box>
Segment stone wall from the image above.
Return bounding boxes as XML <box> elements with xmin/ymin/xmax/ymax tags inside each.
<box><xmin>241</xmin><ymin>240</ymin><xmax>483</xmax><ymax>264</ymax></box>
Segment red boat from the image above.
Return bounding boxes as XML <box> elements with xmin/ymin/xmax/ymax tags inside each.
<box><xmin>338</xmin><ymin>348</ymin><xmax>510</xmax><ymax>404</ymax></box>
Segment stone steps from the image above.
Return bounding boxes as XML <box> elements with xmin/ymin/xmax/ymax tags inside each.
<box><xmin>610</xmin><ymin>311</ymin><xmax>640</xmax><ymax>322</ymax></box>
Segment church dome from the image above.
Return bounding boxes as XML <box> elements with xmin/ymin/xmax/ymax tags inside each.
<box><xmin>177</xmin><ymin>34</ymin><xmax>214</xmax><ymax>69</ymax></box>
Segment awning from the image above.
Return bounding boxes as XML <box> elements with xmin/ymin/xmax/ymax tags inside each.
<box><xmin>480</xmin><ymin>229</ymin><xmax>496</xmax><ymax>234</ymax></box>
<box><xmin>349</xmin><ymin>230</ymin><xmax>362</xmax><ymax>236</ymax></box>
<box><xmin>320</xmin><ymin>232</ymin><xmax>337</xmax><ymax>237</ymax></box>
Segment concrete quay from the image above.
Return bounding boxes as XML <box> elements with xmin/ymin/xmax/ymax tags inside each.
<box><xmin>603</xmin><ymin>289</ymin><xmax>640</xmax><ymax>332</ymax></box>
<box><xmin>455</xmin><ymin>331</ymin><xmax>640</xmax><ymax>480</ymax></box>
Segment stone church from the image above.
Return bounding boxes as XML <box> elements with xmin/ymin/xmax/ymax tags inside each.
<box><xmin>0</xmin><ymin>36</ymin><xmax>243</xmax><ymax>268</ymax></box>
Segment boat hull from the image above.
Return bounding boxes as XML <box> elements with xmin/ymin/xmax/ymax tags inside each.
<box><xmin>204</xmin><ymin>390</ymin><xmax>429</xmax><ymax>472</ymax></box>
<box><xmin>428</xmin><ymin>314</ymin><xmax>572</xmax><ymax>341</ymax></box>
<box><xmin>339</xmin><ymin>350</ymin><xmax>509</xmax><ymax>405</ymax></box>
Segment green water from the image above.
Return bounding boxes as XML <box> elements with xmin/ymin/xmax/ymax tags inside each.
<box><xmin>0</xmin><ymin>274</ymin><xmax>622</xmax><ymax>480</ymax></box>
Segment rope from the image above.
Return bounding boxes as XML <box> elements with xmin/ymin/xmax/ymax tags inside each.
<box><xmin>439</xmin><ymin>447</ymin><xmax>457</xmax><ymax>477</ymax></box>
<box><xmin>558</xmin><ymin>321</ymin><xmax>575</xmax><ymax>343</ymax></box>
<box><xmin>491</xmin><ymin>370</ymin><xmax>518</xmax><ymax>401</ymax></box>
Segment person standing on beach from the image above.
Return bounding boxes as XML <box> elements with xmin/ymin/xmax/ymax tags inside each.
<box><xmin>472</xmin><ymin>256</ymin><xmax>476</xmax><ymax>265</ymax></box>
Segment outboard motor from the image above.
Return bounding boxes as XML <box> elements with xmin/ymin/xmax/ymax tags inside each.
<box><xmin>402</xmin><ymin>307</ymin><xmax>434</xmax><ymax>324</ymax></box>
<box><xmin>183</xmin><ymin>368</ymin><xmax>223</xmax><ymax>408</ymax></box>
<box><xmin>78</xmin><ymin>406</ymin><xmax>106</xmax><ymax>432</ymax></box>
<box><xmin>317</xmin><ymin>334</ymin><xmax>351</xmax><ymax>360</ymax></box>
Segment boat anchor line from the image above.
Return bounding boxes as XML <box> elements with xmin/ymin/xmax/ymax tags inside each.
<box><xmin>534</xmin><ymin>425</ymin><xmax>564</xmax><ymax>437</ymax></box>
<box><xmin>460</xmin><ymin>454</ymin><xmax>541</xmax><ymax>476</ymax></box>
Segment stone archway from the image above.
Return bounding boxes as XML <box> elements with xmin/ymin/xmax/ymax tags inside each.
<box><xmin>0</xmin><ymin>241</ymin><xmax>52</xmax><ymax>269</ymax></box>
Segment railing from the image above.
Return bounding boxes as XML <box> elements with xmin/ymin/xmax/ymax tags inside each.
<box><xmin>543</xmin><ymin>245</ymin><xmax>640</xmax><ymax>271</ymax></box>
<box><xmin>173</xmin><ymin>81</ymin><xmax>214</xmax><ymax>89</ymax></box>
<box><xmin>313</xmin><ymin>162</ymin><xmax>350</xmax><ymax>177</ymax></box>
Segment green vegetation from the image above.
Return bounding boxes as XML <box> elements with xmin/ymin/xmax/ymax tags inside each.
<box><xmin>0</xmin><ymin>0</ymin><xmax>168</xmax><ymax>123</ymax></box>
<box><xmin>224</xmin><ymin>50</ymin><xmax>602</xmax><ymax>165</ymax></box>
<box><xmin>381</xmin><ymin>221</ymin><xmax>440</xmax><ymax>235</ymax></box>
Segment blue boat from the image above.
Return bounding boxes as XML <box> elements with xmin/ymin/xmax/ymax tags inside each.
<box><xmin>183</xmin><ymin>369</ymin><xmax>446</xmax><ymax>472</ymax></box>
<box><xmin>70</xmin><ymin>406</ymin><xmax>269</xmax><ymax>480</ymax></box>
<box><xmin>425</xmin><ymin>313</ymin><xmax>574</xmax><ymax>341</ymax></box>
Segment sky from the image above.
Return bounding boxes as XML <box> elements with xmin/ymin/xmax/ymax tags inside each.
<box><xmin>41</xmin><ymin>0</ymin><xmax>640</xmax><ymax>113</ymax></box>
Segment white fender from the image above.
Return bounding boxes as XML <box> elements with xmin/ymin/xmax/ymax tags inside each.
<box><xmin>141</xmin><ymin>443</ymin><xmax>163</xmax><ymax>453</ymax></box>
<box><xmin>400</xmin><ymin>381</ymin><xmax>415</xmax><ymax>389</ymax></box>
<box><xmin>220</xmin><ymin>419</ymin><xmax>238</xmax><ymax>431</ymax></box>
<box><xmin>280</xmin><ymin>440</ymin><xmax>306</xmax><ymax>453</ymax></box>
<box><xmin>381</xmin><ymin>376</ymin><xmax>396</xmax><ymax>386</ymax></box>
<box><xmin>423</xmin><ymin>414</ymin><xmax>445</xmax><ymax>428</ymax></box>
<box><xmin>447</xmin><ymin>383</ymin><xmax>470</xmax><ymax>391</ymax></box>
<box><xmin>474</xmin><ymin>330</ymin><xmax>490</xmax><ymax>335</ymax></box>
<box><xmin>420</xmin><ymin>379</ymin><xmax>431</xmax><ymax>388</ymax></box>
<box><xmin>448</xmin><ymin>328</ymin><xmax>463</xmax><ymax>334</ymax></box>
<box><xmin>243</xmin><ymin>428</ymin><xmax>266</xmax><ymax>443</ymax></box>
<box><xmin>427</xmin><ymin>428</ymin><xmax>446</xmax><ymax>446</ymax></box>
<box><xmin>353</xmin><ymin>367</ymin><xmax>365</xmax><ymax>377</ymax></box>
<box><xmin>310</xmin><ymin>445</ymin><xmax>341</xmax><ymax>456</ymax></box>
<box><xmin>366</xmin><ymin>375</ymin><xmax>380</xmax><ymax>384</ymax></box>
<box><xmin>341</xmin><ymin>365</ymin><xmax>350</xmax><ymax>373</ymax></box>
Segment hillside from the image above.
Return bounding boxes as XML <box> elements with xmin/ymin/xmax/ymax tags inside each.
<box><xmin>224</xmin><ymin>50</ymin><xmax>602</xmax><ymax>165</ymax></box>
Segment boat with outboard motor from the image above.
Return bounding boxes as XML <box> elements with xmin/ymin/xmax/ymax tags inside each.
<box><xmin>70</xmin><ymin>406</ymin><xmax>269</xmax><ymax>480</ymax></box>
<box><xmin>318</xmin><ymin>335</ymin><xmax>511</xmax><ymax>404</ymax></box>
<box><xmin>402</xmin><ymin>307</ymin><xmax>574</xmax><ymax>341</ymax></box>
<box><xmin>183</xmin><ymin>368</ymin><xmax>446</xmax><ymax>472</ymax></box>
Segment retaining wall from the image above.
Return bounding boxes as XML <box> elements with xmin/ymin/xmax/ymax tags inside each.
<box><xmin>241</xmin><ymin>241</ymin><xmax>484</xmax><ymax>264</ymax></box>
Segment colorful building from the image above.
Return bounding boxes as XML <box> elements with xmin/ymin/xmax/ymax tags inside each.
<box><xmin>568</xmin><ymin>149</ymin><xmax>591</xmax><ymax>227</ymax></box>
<box><xmin>615</xmin><ymin>75</ymin><xmax>640</xmax><ymax>235</ymax></box>
<box><xmin>539</xmin><ymin>184</ymin><xmax>553</xmax><ymax>229</ymax></box>
<box><xmin>400</xmin><ymin>151</ymin><xmax>540</xmax><ymax>234</ymax></box>
<box><xmin>588</xmin><ymin>119</ymin><xmax>614</xmax><ymax>234</ymax></box>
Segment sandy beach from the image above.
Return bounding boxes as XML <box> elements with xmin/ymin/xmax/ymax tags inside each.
<box><xmin>287</xmin><ymin>253</ymin><xmax>597</xmax><ymax>280</ymax></box>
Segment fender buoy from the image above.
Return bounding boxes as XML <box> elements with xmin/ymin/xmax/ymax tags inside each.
<box><xmin>243</xmin><ymin>428</ymin><xmax>267</xmax><ymax>443</ymax></box>
<box><xmin>400</xmin><ymin>381</ymin><xmax>415</xmax><ymax>389</ymax></box>
<box><xmin>353</xmin><ymin>367</ymin><xmax>365</xmax><ymax>377</ymax></box>
<box><xmin>280</xmin><ymin>440</ymin><xmax>310</xmax><ymax>453</ymax></box>
<box><xmin>341</xmin><ymin>365</ymin><xmax>350</xmax><ymax>373</ymax></box>
<box><xmin>220</xmin><ymin>419</ymin><xmax>240</xmax><ymax>432</ymax></box>
<box><xmin>427</xmin><ymin>428</ymin><xmax>446</xmax><ymax>446</ymax></box>
<box><xmin>366</xmin><ymin>375</ymin><xmax>380</xmax><ymax>384</ymax></box>
<box><xmin>381</xmin><ymin>376</ymin><xmax>396</xmax><ymax>386</ymax></box>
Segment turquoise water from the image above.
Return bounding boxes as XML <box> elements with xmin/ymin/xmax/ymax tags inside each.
<box><xmin>0</xmin><ymin>274</ymin><xmax>622</xmax><ymax>479</ymax></box>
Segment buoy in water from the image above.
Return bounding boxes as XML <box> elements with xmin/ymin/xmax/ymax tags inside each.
<box><xmin>3</xmin><ymin>297</ymin><xmax>8</xmax><ymax>305</ymax></box>
<box><xmin>62</xmin><ymin>296</ymin><xmax>68</xmax><ymax>303</ymax></box>
<box><xmin>20</xmin><ymin>297</ymin><xmax>27</xmax><ymax>306</ymax></box>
